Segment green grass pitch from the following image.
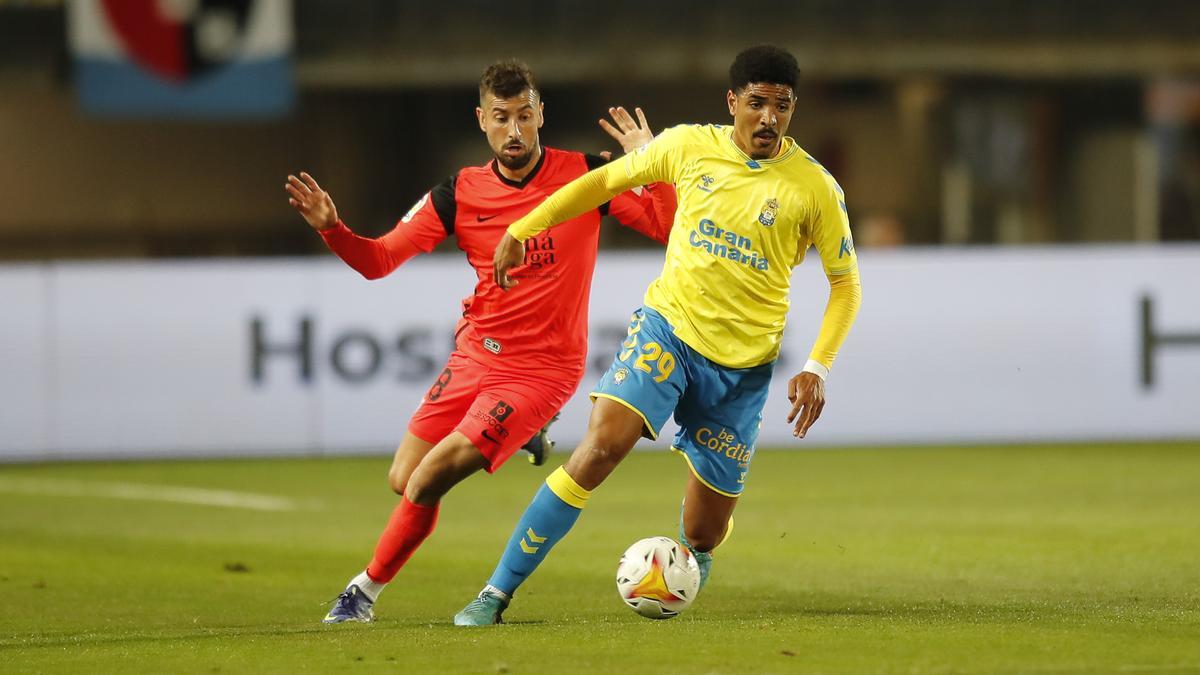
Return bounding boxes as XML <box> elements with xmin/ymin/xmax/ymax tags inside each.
<box><xmin>2</xmin><ymin>442</ymin><xmax>1198</xmax><ymax>673</ymax></box>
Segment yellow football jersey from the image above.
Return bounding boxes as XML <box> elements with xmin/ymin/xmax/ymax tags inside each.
<box><xmin>619</xmin><ymin>124</ymin><xmax>857</xmax><ymax>369</ymax></box>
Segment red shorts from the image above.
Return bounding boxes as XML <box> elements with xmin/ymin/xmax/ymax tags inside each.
<box><xmin>408</xmin><ymin>351</ymin><xmax>579</xmax><ymax>473</ymax></box>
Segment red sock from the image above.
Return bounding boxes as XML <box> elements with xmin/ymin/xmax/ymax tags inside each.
<box><xmin>366</xmin><ymin>496</ymin><xmax>440</xmax><ymax>583</ymax></box>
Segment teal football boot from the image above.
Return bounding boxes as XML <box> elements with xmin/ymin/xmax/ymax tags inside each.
<box><xmin>453</xmin><ymin>588</ymin><xmax>509</xmax><ymax>626</ymax></box>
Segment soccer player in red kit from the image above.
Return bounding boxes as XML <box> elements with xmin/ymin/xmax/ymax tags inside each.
<box><xmin>284</xmin><ymin>60</ymin><xmax>676</xmax><ymax>623</ymax></box>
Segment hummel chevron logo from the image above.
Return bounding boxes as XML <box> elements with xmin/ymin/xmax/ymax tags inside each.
<box><xmin>519</xmin><ymin>528</ymin><xmax>548</xmax><ymax>554</ymax></box>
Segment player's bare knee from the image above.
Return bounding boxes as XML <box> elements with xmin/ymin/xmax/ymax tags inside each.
<box><xmin>405</xmin><ymin>484</ymin><xmax>435</xmax><ymax>505</ymax></box>
<box><xmin>403</xmin><ymin>458</ymin><xmax>442</xmax><ymax>505</ymax></box>
<box><xmin>386</xmin><ymin>467</ymin><xmax>408</xmax><ymax>495</ymax></box>
<box><xmin>403</xmin><ymin>471</ymin><xmax>443</xmax><ymax>506</ymax></box>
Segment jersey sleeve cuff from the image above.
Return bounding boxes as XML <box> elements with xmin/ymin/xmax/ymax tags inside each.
<box><xmin>318</xmin><ymin>219</ymin><xmax>350</xmax><ymax>238</ymax></box>
<box><xmin>802</xmin><ymin>359</ymin><xmax>830</xmax><ymax>381</ymax></box>
<box><xmin>505</xmin><ymin>224</ymin><xmax>531</xmax><ymax>242</ymax></box>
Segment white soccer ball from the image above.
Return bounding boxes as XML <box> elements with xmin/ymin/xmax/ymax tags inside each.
<box><xmin>615</xmin><ymin>536</ymin><xmax>701</xmax><ymax>619</ymax></box>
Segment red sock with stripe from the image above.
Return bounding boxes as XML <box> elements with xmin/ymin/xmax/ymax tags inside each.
<box><xmin>366</xmin><ymin>496</ymin><xmax>440</xmax><ymax>583</ymax></box>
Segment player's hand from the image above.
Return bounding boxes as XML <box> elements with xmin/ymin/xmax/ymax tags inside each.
<box><xmin>786</xmin><ymin>371</ymin><xmax>826</xmax><ymax>439</ymax></box>
<box><xmin>599</xmin><ymin>106</ymin><xmax>654</xmax><ymax>154</ymax></box>
<box><xmin>285</xmin><ymin>172</ymin><xmax>339</xmax><ymax>231</ymax></box>
<box><xmin>493</xmin><ymin>231</ymin><xmax>525</xmax><ymax>290</ymax></box>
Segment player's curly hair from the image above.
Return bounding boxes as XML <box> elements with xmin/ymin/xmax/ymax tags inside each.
<box><xmin>729</xmin><ymin>45</ymin><xmax>800</xmax><ymax>92</ymax></box>
<box><xmin>479</xmin><ymin>59</ymin><xmax>539</xmax><ymax>101</ymax></box>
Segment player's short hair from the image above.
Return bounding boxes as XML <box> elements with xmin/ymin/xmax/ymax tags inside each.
<box><xmin>729</xmin><ymin>45</ymin><xmax>800</xmax><ymax>93</ymax></box>
<box><xmin>479</xmin><ymin>60</ymin><xmax>539</xmax><ymax>102</ymax></box>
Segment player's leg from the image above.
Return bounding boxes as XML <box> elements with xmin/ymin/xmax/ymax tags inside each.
<box><xmin>454</xmin><ymin>398</ymin><xmax>646</xmax><ymax>626</ymax></box>
<box><xmin>386</xmin><ymin>432</ymin><xmax>436</xmax><ymax>495</ymax></box>
<box><xmin>325</xmin><ymin>355</ymin><xmax>480</xmax><ymax>624</ymax></box>
<box><xmin>363</xmin><ymin>431</ymin><xmax>489</xmax><ymax>582</ymax></box>
<box><xmin>456</xmin><ymin>307</ymin><xmax>686</xmax><ymax>626</ymax></box>
<box><xmin>679</xmin><ymin>474</ymin><xmax>737</xmax><ymax>590</ymax></box>
<box><xmin>337</xmin><ymin>375</ymin><xmax>566</xmax><ymax>619</ymax></box>
<box><xmin>328</xmin><ymin>432</ymin><xmax>490</xmax><ymax>624</ymax></box>
<box><xmin>671</xmin><ymin>354</ymin><xmax>775</xmax><ymax>592</ymax></box>
<box><xmin>561</xmin><ymin>399</ymin><xmax>646</xmax><ymax>488</ymax></box>
<box><xmin>387</xmin><ymin>354</ymin><xmax>482</xmax><ymax>500</ymax></box>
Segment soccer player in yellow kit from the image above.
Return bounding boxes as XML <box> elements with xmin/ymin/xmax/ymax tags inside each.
<box><xmin>455</xmin><ymin>45</ymin><xmax>861</xmax><ymax>625</ymax></box>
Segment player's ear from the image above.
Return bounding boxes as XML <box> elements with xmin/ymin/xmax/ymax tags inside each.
<box><xmin>537</xmin><ymin>101</ymin><xmax>545</xmax><ymax>128</ymax></box>
<box><xmin>726</xmin><ymin>90</ymin><xmax>737</xmax><ymax>116</ymax></box>
<box><xmin>476</xmin><ymin>107</ymin><xmax>486</xmax><ymax>133</ymax></box>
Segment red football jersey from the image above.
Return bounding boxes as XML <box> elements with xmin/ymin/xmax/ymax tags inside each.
<box><xmin>320</xmin><ymin>147</ymin><xmax>676</xmax><ymax>377</ymax></box>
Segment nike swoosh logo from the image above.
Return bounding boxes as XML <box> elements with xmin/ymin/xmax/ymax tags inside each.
<box><xmin>481</xmin><ymin>430</ymin><xmax>501</xmax><ymax>444</ymax></box>
<box><xmin>476</xmin><ymin>214</ymin><xmax>499</xmax><ymax>222</ymax></box>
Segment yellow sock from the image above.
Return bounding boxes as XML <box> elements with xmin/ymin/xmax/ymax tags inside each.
<box><xmin>544</xmin><ymin>466</ymin><xmax>592</xmax><ymax>508</ymax></box>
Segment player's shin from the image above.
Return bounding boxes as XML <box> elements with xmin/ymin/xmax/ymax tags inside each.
<box><xmin>486</xmin><ymin>466</ymin><xmax>592</xmax><ymax>595</ymax></box>
<box><xmin>365</xmin><ymin>496</ymin><xmax>440</xmax><ymax>585</ymax></box>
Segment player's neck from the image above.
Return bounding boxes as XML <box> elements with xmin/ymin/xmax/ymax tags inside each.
<box><xmin>495</xmin><ymin>144</ymin><xmax>543</xmax><ymax>183</ymax></box>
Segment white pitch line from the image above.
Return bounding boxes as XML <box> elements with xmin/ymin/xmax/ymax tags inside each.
<box><xmin>0</xmin><ymin>477</ymin><xmax>302</xmax><ymax>512</ymax></box>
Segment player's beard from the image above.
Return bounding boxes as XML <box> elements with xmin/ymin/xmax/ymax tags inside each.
<box><xmin>749</xmin><ymin>130</ymin><xmax>779</xmax><ymax>159</ymax></box>
<box><xmin>495</xmin><ymin>142</ymin><xmax>536</xmax><ymax>170</ymax></box>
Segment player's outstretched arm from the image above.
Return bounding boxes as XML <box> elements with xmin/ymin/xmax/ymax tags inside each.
<box><xmin>285</xmin><ymin>172</ymin><xmax>338</xmax><ymax>231</ymax></box>
<box><xmin>287</xmin><ymin>171</ymin><xmax>445</xmax><ymax>280</ymax></box>
<box><xmin>495</xmin><ymin>120</ymin><xmax>679</xmax><ymax>288</ymax></box>
<box><xmin>494</xmin><ymin>164</ymin><xmax>634</xmax><ymax>289</ymax></box>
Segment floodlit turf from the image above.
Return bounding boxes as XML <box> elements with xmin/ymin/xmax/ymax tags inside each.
<box><xmin>1</xmin><ymin>442</ymin><xmax>1198</xmax><ymax>674</ymax></box>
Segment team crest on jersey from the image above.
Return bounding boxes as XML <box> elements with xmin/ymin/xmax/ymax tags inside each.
<box><xmin>401</xmin><ymin>193</ymin><xmax>429</xmax><ymax>223</ymax></box>
<box><xmin>613</xmin><ymin>367</ymin><xmax>629</xmax><ymax>385</ymax></box>
<box><xmin>758</xmin><ymin>198</ymin><xmax>779</xmax><ymax>226</ymax></box>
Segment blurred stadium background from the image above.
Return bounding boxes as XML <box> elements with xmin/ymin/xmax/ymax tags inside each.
<box><xmin>1</xmin><ymin>1</ymin><xmax>1198</xmax><ymax>672</ymax></box>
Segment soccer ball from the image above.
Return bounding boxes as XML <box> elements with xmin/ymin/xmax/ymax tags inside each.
<box><xmin>615</xmin><ymin>536</ymin><xmax>701</xmax><ymax>619</ymax></box>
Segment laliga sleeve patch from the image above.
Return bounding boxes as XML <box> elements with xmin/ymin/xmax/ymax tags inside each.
<box><xmin>401</xmin><ymin>193</ymin><xmax>429</xmax><ymax>223</ymax></box>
